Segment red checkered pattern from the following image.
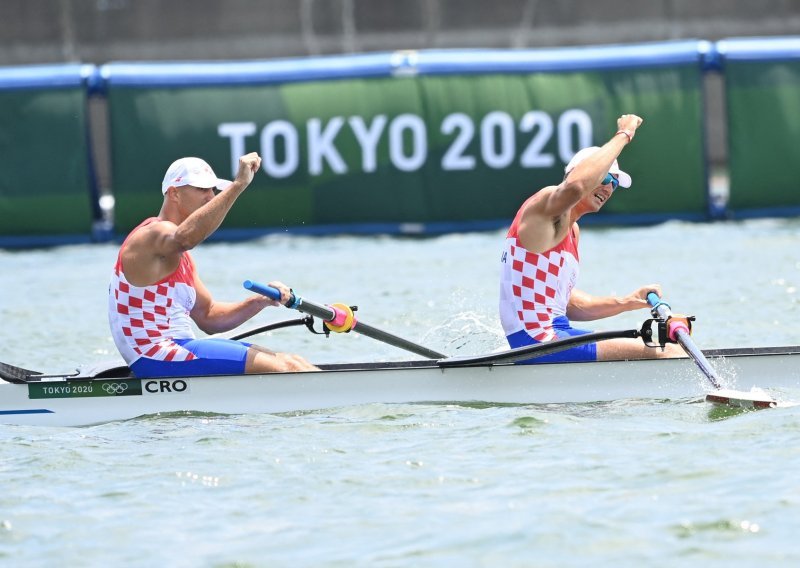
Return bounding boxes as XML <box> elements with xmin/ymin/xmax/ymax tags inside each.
<box><xmin>505</xmin><ymin>238</ymin><xmax>577</xmax><ymax>341</ymax></box>
<box><xmin>108</xmin><ymin>218</ymin><xmax>198</xmax><ymax>366</ymax></box>
<box><xmin>499</xmin><ymin>199</ymin><xmax>580</xmax><ymax>342</ymax></box>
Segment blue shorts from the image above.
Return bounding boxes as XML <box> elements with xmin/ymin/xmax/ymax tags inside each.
<box><xmin>130</xmin><ymin>338</ymin><xmax>252</xmax><ymax>378</ymax></box>
<box><xmin>506</xmin><ymin>316</ymin><xmax>597</xmax><ymax>363</ymax></box>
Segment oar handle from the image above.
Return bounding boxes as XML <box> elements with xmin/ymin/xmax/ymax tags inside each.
<box><xmin>646</xmin><ymin>291</ymin><xmax>723</xmax><ymax>389</ymax></box>
<box><xmin>243</xmin><ymin>280</ymin><xmax>300</xmax><ymax>309</ymax></box>
<box><xmin>243</xmin><ymin>280</ymin><xmax>341</xmax><ymax>322</ymax></box>
<box><xmin>647</xmin><ymin>292</ymin><xmax>693</xmax><ymax>342</ymax></box>
<box><xmin>646</xmin><ymin>291</ymin><xmax>669</xmax><ymax>315</ymax></box>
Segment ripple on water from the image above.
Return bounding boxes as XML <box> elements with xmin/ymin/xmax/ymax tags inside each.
<box><xmin>3</xmin><ymin>223</ymin><xmax>800</xmax><ymax>564</ymax></box>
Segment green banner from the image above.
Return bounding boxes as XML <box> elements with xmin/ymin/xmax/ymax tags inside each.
<box><xmin>0</xmin><ymin>88</ymin><xmax>94</xmax><ymax>236</ymax></box>
<box><xmin>108</xmin><ymin>65</ymin><xmax>707</xmax><ymax>233</ymax></box>
<box><xmin>725</xmin><ymin>60</ymin><xmax>800</xmax><ymax>211</ymax></box>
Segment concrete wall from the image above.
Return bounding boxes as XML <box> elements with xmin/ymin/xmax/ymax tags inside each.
<box><xmin>2</xmin><ymin>0</ymin><xmax>799</xmax><ymax>65</ymax></box>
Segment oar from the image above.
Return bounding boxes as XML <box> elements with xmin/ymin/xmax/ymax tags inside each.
<box><xmin>438</xmin><ymin>328</ymin><xmax>643</xmax><ymax>367</ymax></box>
<box><xmin>647</xmin><ymin>292</ymin><xmax>778</xmax><ymax>409</ymax></box>
<box><xmin>647</xmin><ymin>292</ymin><xmax>723</xmax><ymax>389</ymax></box>
<box><xmin>0</xmin><ymin>361</ymin><xmax>43</xmax><ymax>384</ymax></box>
<box><xmin>243</xmin><ymin>280</ymin><xmax>446</xmax><ymax>359</ymax></box>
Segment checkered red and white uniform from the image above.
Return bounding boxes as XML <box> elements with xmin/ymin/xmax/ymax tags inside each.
<box><xmin>499</xmin><ymin>200</ymin><xmax>580</xmax><ymax>342</ymax></box>
<box><xmin>108</xmin><ymin>218</ymin><xmax>198</xmax><ymax>366</ymax></box>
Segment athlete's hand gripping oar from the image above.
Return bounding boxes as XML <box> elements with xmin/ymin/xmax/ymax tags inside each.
<box><xmin>243</xmin><ymin>280</ymin><xmax>446</xmax><ymax>359</ymax></box>
<box><xmin>647</xmin><ymin>292</ymin><xmax>778</xmax><ymax>409</ymax></box>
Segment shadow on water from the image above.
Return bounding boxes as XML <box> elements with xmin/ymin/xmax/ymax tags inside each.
<box><xmin>705</xmin><ymin>404</ymin><xmax>759</xmax><ymax>422</ymax></box>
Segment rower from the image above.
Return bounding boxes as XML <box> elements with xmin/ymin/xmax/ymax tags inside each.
<box><xmin>499</xmin><ymin>114</ymin><xmax>684</xmax><ymax>363</ymax></box>
<box><xmin>107</xmin><ymin>154</ymin><xmax>318</xmax><ymax>378</ymax></box>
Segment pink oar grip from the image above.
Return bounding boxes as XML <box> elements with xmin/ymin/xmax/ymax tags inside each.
<box><xmin>330</xmin><ymin>305</ymin><xmax>355</xmax><ymax>327</ymax></box>
<box><xmin>667</xmin><ymin>320</ymin><xmax>690</xmax><ymax>342</ymax></box>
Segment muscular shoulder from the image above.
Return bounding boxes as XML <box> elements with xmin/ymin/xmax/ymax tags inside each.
<box><xmin>120</xmin><ymin>219</ymin><xmax>183</xmax><ymax>286</ymax></box>
<box><xmin>124</xmin><ymin>220</ymin><xmax>179</xmax><ymax>256</ymax></box>
<box><xmin>516</xmin><ymin>186</ymin><xmax>569</xmax><ymax>252</ymax></box>
<box><xmin>129</xmin><ymin>218</ymin><xmax>176</xmax><ymax>241</ymax></box>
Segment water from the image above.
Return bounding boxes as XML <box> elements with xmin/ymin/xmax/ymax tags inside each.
<box><xmin>2</xmin><ymin>219</ymin><xmax>800</xmax><ymax>566</ymax></box>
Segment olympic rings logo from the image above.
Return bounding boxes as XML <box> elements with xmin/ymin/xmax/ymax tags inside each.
<box><xmin>102</xmin><ymin>382</ymin><xmax>129</xmax><ymax>395</ymax></box>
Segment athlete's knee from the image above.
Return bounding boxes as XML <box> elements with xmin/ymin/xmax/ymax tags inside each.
<box><xmin>248</xmin><ymin>350</ymin><xmax>317</xmax><ymax>373</ymax></box>
<box><xmin>280</xmin><ymin>353</ymin><xmax>318</xmax><ymax>372</ymax></box>
<box><xmin>265</xmin><ymin>353</ymin><xmax>316</xmax><ymax>372</ymax></box>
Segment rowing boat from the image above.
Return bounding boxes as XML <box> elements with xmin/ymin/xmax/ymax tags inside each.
<box><xmin>2</xmin><ymin>345</ymin><xmax>799</xmax><ymax>427</ymax></box>
<box><xmin>3</xmin><ymin>282</ymin><xmax>795</xmax><ymax>427</ymax></box>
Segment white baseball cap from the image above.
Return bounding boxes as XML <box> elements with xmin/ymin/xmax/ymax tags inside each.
<box><xmin>161</xmin><ymin>157</ymin><xmax>231</xmax><ymax>194</ymax></box>
<box><xmin>564</xmin><ymin>146</ymin><xmax>632</xmax><ymax>188</ymax></box>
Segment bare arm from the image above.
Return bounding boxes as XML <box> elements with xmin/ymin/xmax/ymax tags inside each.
<box><xmin>566</xmin><ymin>285</ymin><xmax>661</xmax><ymax>322</ymax></box>
<box><xmin>121</xmin><ymin>153</ymin><xmax>262</xmax><ymax>287</ymax></box>
<box><xmin>191</xmin><ymin>277</ymin><xmax>293</xmax><ymax>335</ymax></box>
<box><xmin>517</xmin><ymin>115</ymin><xmax>642</xmax><ymax>252</ymax></box>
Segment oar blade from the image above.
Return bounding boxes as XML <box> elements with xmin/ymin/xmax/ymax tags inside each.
<box><xmin>705</xmin><ymin>388</ymin><xmax>778</xmax><ymax>409</ymax></box>
<box><xmin>647</xmin><ymin>294</ymin><xmax>797</xmax><ymax>409</ymax></box>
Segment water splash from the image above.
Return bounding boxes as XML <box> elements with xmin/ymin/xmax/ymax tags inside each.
<box><xmin>420</xmin><ymin>310</ymin><xmax>505</xmax><ymax>356</ymax></box>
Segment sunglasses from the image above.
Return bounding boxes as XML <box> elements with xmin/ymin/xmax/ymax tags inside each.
<box><xmin>602</xmin><ymin>173</ymin><xmax>619</xmax><ymax>190</ymax></box>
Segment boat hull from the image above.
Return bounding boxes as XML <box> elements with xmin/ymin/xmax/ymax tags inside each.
<box><xmin>2</xmin><ymin>347</ymin><xmax>800</xmax><ymax>427</ymax></box>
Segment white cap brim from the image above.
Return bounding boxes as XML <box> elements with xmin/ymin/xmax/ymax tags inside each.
<box><xmin>209</xmin><ymin>179</ymin><xmax>232</xmax><ymax>191</ymax></box>
<box><xmin>609</xmin><ymin>166</ymin><xmax>632</xmax><ymax>188</ymax></box>
<box><xmin>565</xmin><ymin>146</ymin><xmax>633</xmax><ymax>188</ymax></box>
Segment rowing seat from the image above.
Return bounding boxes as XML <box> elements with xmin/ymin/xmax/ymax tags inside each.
<box><xmin>84</xmin><ymin>361</ymin><xmax>135</xmax><ymax>379</ymax></box>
